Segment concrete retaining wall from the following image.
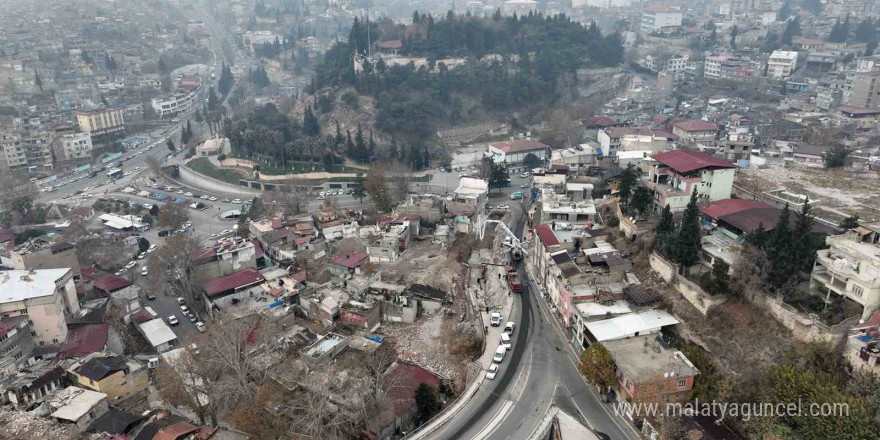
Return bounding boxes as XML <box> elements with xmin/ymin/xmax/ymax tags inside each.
<box><xmin>174</xmin><ymin>164</ymin><xmax>259</xmax><ymax>197</ymax></box>
<box><xmin>649</xmin><ymin>253</ymin><xmax>728</xmax><ymax>316</ymax></box>
<box><xmin>753</xmin><ymin>294</ymin><xmax>857</xmax><ymax>343</ymax></box>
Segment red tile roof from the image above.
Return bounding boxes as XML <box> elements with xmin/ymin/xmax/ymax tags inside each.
<box><xmin>81</xmin><ymin>267</ymin><xmax>132</xmax><ymax>292</ymax></box>
<box><xmin>672</xmin><ymin>119</ymin><xmax>718</xmax><ymax>132</ymax></box>
<box><xmin>59</xmin><ymin>324</ymin><xmax>109</xmax><ymax>358</ymax></box>
<box><xmin>202</xmin><ymin>268</ymin><xmax>265</xmax><ymax>297</ymax></box>
<box><xmin>330</xmin><ymin>251</ymin><xmax>369</xmax><ymax>269</ymax></box>
<box><xmin>0</xmin><ymin>316</ymin><xmax>26</xmax><ymax>338</ymax></box>
<box><xmin>131</xmin><ymin>310</ymin><xmax>153</xmax><ymax>325</ymax></box>
<box><xmin>153</xmin><ymin>421</ymin><xmax>200</xmax><ymax>440</ymax></box>
<box><xmin>651</xmin><ymin>150</ymin><xmax>737</xmax><ymax>173</ymax></box>
<box><xmin>583</xmin><ymin>116</ymin><xmax>618</xmax><ymax>127</ymax></box>
<box><xmin>294</xmin><ymin>236</ymin><xmax>311</xmax><ymax>246</ymax></box>
<box><xmin>383</xmin><ymin>362</ymin><xmax>442</xmax><ymax>419</ymax></box>
<box><xmin>651</xmin><ymin>115</ymin><xmax>671</xmax><ymax>125</ymax></box>
<box><xmin>488</xmin><ymin>139</ymin><xmax>550</xmax><ymax>154</ymax></box>
<box><xmin>644</xmin><ymin>4</ymin><xmax>680</xmax><ymax>13</ymax></box>
<box><xmin>291</xmin><ymin>269</ymin><xmax>307</xmax><ymax>283</ymax></box>
<box><xmin>535</xmin><ymin>224</ymin><xmax>560</xmax><ymax>247</ymax></box>
<box><xmin>698</xmin><ymin>199</ymin><xmax>774</xmax><ymax>219</ymax></box>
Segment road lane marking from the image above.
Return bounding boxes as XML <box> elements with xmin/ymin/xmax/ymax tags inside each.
<box><xmin>470</xmin><ymin>400</ymin><xmax>514</xmax><ymax>440</ymax></box>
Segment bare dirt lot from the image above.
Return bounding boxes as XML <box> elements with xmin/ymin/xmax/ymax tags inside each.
<box><xmin>742</xmin><ymin>165</ymin><xmax>880</xmax><ymax>222</ymax></box>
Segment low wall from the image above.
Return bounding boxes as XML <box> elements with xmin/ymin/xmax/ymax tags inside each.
<box><xmin>754</xmin><ymin>294</ymin><xmax>857</xmax><ymax>343</ymax></box>
<box><xmin>649</xmin><ymin>253</ymin><xmax>728</xmax><ymax>316</ymax></box>
<box><xmin>649</xmin><ymin>253</ymin><xmax>676</xmax><ymax>283</ymax></box>
<box><xmin>674</xmin><ymin>276</ymin><xmax>729</xmax><ymax>316</ymax></box>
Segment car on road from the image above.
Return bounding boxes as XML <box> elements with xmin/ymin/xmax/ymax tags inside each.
<box><xmin>210</xmin><ymin>233</ymin><xmax>218</xmax><ymax>238</ymax></box>
<box><xmin>114</xmin><ymin>271</ymin><xmax>124</xmax><ymax>276</ymax></box>
<box><xmin>125</xmin><ymin>261</ymin><xmax>137</xmax><ymax>269</ymax></box>
<box><xmin>222</xmin><ymin>198</ymin><xmax>231</xmax><ymax>203</ymax></box>
<box><xmin>490</xmin><ymin>312</ymin><xmax>502</xmax><ymax>326</ymax></box>
<box><xmin>486</xmin><ymin>364</ymin><xmax>499</xmax><ymax>379</ymax></box>
<box><xmin>147</xmin><ymin>294</ymin><xmax>157</xmax><ymax>300</ymax></box>
<box><xmin>188</xmin><ymin>314</ymin><xmax>198</xmax><ymax>323</ymax></box>
<box><xmin>220</xmin><ymin>229</ymin><xmax>232</xmax><ymax>235</ymax></box>
<box><xmin>141</xmin><ymin>267</ymin><xmax>148</xmax><ymax>276</ymax></box>
<box><xmin>504</xmin><ymin>321</ymin><xmax>515</xmax><ymax>333</ymax></box>
<box><xmin>209</xmin><ymin>196</ymin><xmax>218</xmax><ymax>201</ymax></box>
<box><xmin>176</xmin><ymin>190</ymin><xmax>184</xmax><ymax>194</ymax></box>
<box><xmin>149</xmin><ymin>244</ymin><xmax>158</xmax><ymax>252</ymax></box>
<box><xmin>493</xmin><ymin>345</ymin><xmax>506</xmax><ymax>363</ymax></box>
<box><xmin>138</xmin><ymin>252</ymin><xmax>146</xmax><ymax>259</ymax></box>
<box><xmin>177</xmin><ymin>297</ymin><xmax>186</xmax><ymax>305</ymax></box>
<box><xmin>501</xmin><ymin>332</ymin><xmax>512</xmax><ymax>349</ymax></box>
<box><xmin>180</xmin><ymin>305</ymin><xmax>189</xmax><ymax>314</ymax></box>
<box><xmin>231</xmin><ymin>198</ymin><xmax>241</xmax><ymax>204</ymax></box>
<box><xmin>520</xmin><ymin>183</ymin><xmax>529</xmax><ymax>188</ymax></box>
<box><xmin>167</xmin><ymin>315</ymin><xmax>179</xmax><ymax>326</ymax></box>
<box><xmin>184</xmin><ymin>192</ymin><xmax>194</xmax><ymax>197</ymax></box>
<box><xmin>196</xmin><ymin>322</ymin><xmax>206</xmax><ymax>332</ymax></box>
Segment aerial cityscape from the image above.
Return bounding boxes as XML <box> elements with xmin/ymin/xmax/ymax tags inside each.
<box><xmin>0</xmin><ymin>0</ymin><xmax>879</xmax><ymax>439</ymax></box>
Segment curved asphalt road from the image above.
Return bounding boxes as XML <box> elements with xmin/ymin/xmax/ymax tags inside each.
<box><xmin>426</xmin><ymin>200</ymin><xmax>641</xmax><ymax>440</ymax></box>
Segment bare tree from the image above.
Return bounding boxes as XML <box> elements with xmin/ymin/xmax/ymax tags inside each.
<box><xmin>262</xmin><ymin>187</ymin><xmax>305</xmax><ymax>219</ymax></box>
<box><xmin>365</xmin><ymin>163</ymin><xmax>392</xmax><ymax>211</ymax></box>
<box><xmin>154</xmin><ymin>339</ymin><xmax>217</xmax><ymax>424</ymax></box>
<box><xmin>389</xmin><ymin>161</ymin><xmax>412</xmax><ymax>204</ymax></box>
<box><xmin>146</xmin><ymin>235</ymin><xmax>204</xmax><ymax>303</ymax></box>
<box><xmin>144</xmin><ymin>156</ymin><xmax>162</xmax><ymax>177</ymax></box>
<box><xmin>157</xmin><ymin>201</ymin><xmax>189</xmax><ymax>231</ymax></box>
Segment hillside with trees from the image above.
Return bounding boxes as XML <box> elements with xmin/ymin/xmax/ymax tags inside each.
<box><xmin>310</xmin><ymin>11</ymin><xmax>625</xmax><ymax>168</ymax></box>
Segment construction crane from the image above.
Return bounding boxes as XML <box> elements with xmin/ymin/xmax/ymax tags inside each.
<box><xmin>480</xmin><ymin>219</ymin><xmax>525</xmax><ymax>261</ymax></box>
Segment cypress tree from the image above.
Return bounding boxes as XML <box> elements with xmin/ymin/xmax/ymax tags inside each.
<box><xmin>674</xmin><ymin>189</ymin><xmax>702</xmax><ymax>269</ymax></box>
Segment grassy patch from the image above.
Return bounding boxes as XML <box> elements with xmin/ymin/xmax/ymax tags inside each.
<box><xmin>188</xmin><ymin>157</ymin><xmax>246</xmax><ymax>185</ymax></box>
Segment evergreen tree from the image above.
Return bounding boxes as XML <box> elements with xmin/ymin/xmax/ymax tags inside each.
<box><xmin>730</xmin><ymin>26</ymin><xmax>739</xmax><ymax>49</ymax></box>
<box><xmin>334</xmin><ymin>121</ymin><xmax>344</xmax><ymax>147</ymax></box>
<box><xmin>855</xmin><ymin>19</ymin><xmax>877</xmax><ymax>43</ymax></box>
<box><xmin>767</xmin><ymin>204</ymin><xmax>794</xmax><ymax>287</ymax></box>
<box><xmin>346</xmin><ymin>130</ymin><xmax>354</xmax><ymax>157</ymax></box>
<box><xmin>745</xmin><ymin>222</ymin><xmax>770</xmax><ymax>249</ymax></box>
<box><xmin>801</xmin><ymin>0</ymin><xmax>822</xmax><ymax>15</ymax></box>
<box><xmin>368</xmin><ymin>131</ymin><xmax>376</xmax><ymax>161</ymax></box>
<box><xmin>617</xmin><ymin>164</ymin><xmax>638</xmax><ymax>208</ymax></box>
<box><xmin>782</xmin><ymin>17</ymin><xmax>801</xmax><ymax>46</ymax></box>
<box><xmin>839</xmin><ymin>215</ymin><xmax>859</xmax><ymax>229</ymax></box>
<box><xmin>829</xmin><ymin>16</ymin><xmax>851</xmax><ymax>43</ymax></box>
<box><xmin>654</xmin><ymin>204</ymin><xmax>675</xmax><ymax>259</ymax></box>
<box><xmin>791</xmin><ymin>199</ymin><xmax>816</xmax><ymax>273</ymax></box>
<box><xmin>354</xmin><ymin>124</ymin><xmax>366</xmax><ymax>161</ymax></box>
<box><xmin>673</xmin><ymin>188</ymin><xmax>702</xmax><ymax>269</ymax></box>
<box><xmin>303</xmin><ymin>105</ymin><xmax>320</xmax><ymax>136</ymax></box>
<box><xmin>388</xmin><ymin>137</ymin><xmax>398</xmax><ymax>160</ymax></box>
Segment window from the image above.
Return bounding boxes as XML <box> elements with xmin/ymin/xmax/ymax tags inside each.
<box><xmin>39</xmin><ymin>341</ymin><xmax>44</xmax><ymax>346</ymax></box>
<box><xmin>30</xmin><ymin>331</ymin><xmax>36</xmax><ymax>337</ymax></box>
<box><xmin>678</xmin><ymin>379</ymin><xmax>687</xmax><ymax>388</ymax></box>
<box><xmin>52</xmin><ymin>338</ymin><xmax>58</xmax><ymax>344</ymax></box>
<box><xmin>19</xmin><ymin>309</ymin><xmax>27</xmax><ymax>315</ymax></box>
<box><xmin>852</xmin><ymin>285</ymin><xmax>864</xmax><ymax>297</ymax></box>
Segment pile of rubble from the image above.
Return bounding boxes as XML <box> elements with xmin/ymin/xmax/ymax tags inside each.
<box><xmin>386</xmin><ymin>314</ymin><xmax>464</xmax><ymax>379</ymax></box>
<box><xmin>0</xmin><ymin>406</ymin><xmax>102</xmax><ymax>440</ymax></box>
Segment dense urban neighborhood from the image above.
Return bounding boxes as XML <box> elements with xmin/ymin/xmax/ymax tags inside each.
<box><xmin>0</xmin><ymin>0</ymin><xmax>880</xmax><ymax>440</ymax></box>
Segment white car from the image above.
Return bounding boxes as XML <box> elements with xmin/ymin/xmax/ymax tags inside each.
<box><xmin>180</xmin><ymin>305</ymin><xmax>189</xmax><ymax>314</ymax></box>
<box><xmin>184</xmin><ymin>192</ymin><xmax>194</xmax><ymax>197</ymax></box>
<box><xmin>149</xmin><ymin>244</ymin><xmax>158</xmax><ymax>251</ymax></box>
<box><xmin>196</xmin><ymin>322</ymin><xmax>206</xmax><ymax>332</ymax></box>
<box><xmin>125</xmin><ymin>261</ymin><xmax>137</xmax><ymax>269</ymax></box>
<box><xmin>177</xmin><ymin>297</ymin><xmax>186</xmax><ymax>305</ymax></box>
<box><xmin>208</xmin><ymin>196</ymin><xmax>217</xmax><ymax>201</ymax></box>
<box><xmin>504</xmin><ymin>322</ymin><xmax>516</xmax><ymax>334</ymax></box>
<box><xmin>114</xmin><ymin>271</ymin><xmax>124</xmax><ymax>276</ymax></box>
<box><xmin>141</xmin><ymin>267</ymin><xmax>148</xmax><ymax>276</ymax></box>
<box><xmin>210</xmin><ymin>233</ymin><xmax>218</xmax><ymax>238</ymax></box>
<box><xmin>167</xmin><ymin>315</ymin><xmax>179</xmax><ymax>326</ymax></box>
<box><xmin>176</xmin><ymin>190</ymin><xmax>184</xmax><ymax>195</ymax></box>
<box><xmin>520</xmin><ymin>184</ymin><xmax>529</xmax><ymax>188</ymax></box>
<box><xmin>486</xmin><ymin>364</ymin><xmax>499</xmax><ymax>380</ymax></box>
<box><xmin>138</xmin><ymin>252</ymin><xmax>146</xmax><ymax>259</ymax></box>
<box><xmin>490</xmin><ymin>312</ymin><xmax>502</xmax><ymax>326</ymax></box>
<box><xmin>231</xmin><ymin>198</ymin><xmax>242</xmax><ymax>204</ymax></box>
<box><xmin>220</xmin><ymin>229</ymin><xmax>232</xmax><ymax>235</ymax></box>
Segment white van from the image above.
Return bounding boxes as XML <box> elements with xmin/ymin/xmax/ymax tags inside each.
<box><xmin>501</xmin><ymin>332</ymin><xmax>512</xmax><ymax>349</ymax></box>
<box><xmin>493</xmin><ymin>344</ymin><xmax>506</xmax><ymax>363</ymax></box>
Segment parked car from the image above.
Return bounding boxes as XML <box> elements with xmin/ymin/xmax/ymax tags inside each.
<box><xmin>196</xmin><ymin>322</ymin><xmax>206</xmax><ymax>332</ymax></box>
<box><xmin>147</xmin><ymin>294</ymin><xmax>157</xmax><ymax>300</ymax></box>
<box><xmin>490</xmin><ymin>312</ymin><xmax>502</xmax><ymax>326</ymax></box>
<box><xmin>177</xmin><ymin>297</ymin><xmax>186</xmax><ymax>305</ymax></box>
<box><xmin>180</xmin><ymin>305</ymin><xmax>189</xmax><ymax>314</ymax></box>
<box><xmin>167</xmin><ymin>315</ymin><xmax>179</xmax><ymax>326</ymax></box>
<box><xmin>138</xmin><ymin>252</ymin><xmax>146</xmax><ymax>259</ymax></box>
<box><xmin>486</xmin><ymin>364</ymin><xmax>499</xmax><ymax>379</ymax></box>
<box><xmin>493</xmin><ymin>344</ymin><xmax>506</xmax><ymax>363</ymax></box>
<box><xmin>504</xmin><ymin>321</ymin><xmax>516</xmax><ymax>334</ymax></box>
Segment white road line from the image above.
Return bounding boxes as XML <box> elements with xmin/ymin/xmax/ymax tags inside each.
<box><xmin>470</xmin><ymin>400</ymin><xmax>514</xmax><ymax>440</ymax></box>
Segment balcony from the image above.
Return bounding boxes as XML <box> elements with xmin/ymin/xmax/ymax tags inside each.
<box><xmin>812</xmin><ymin>271</ymin><xmax>848</xmax><ymax>294</ymax></box>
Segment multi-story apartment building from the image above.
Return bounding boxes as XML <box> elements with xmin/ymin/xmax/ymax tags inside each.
<box><xmin>11</xmin><ymin>240</ymin><xmax>82</xmax><ymax>285</ymax></box>
<box><xmin>0</xmin><ymin>269</ymin><xmax>79</xmax><ymax>346</ymax></box>
<box><xmin>0</xmin><ymin>131</ymin><xmax>27</xmax><ymax>173</ymax></box>
<box><xmin>811</xmin><ymin>224</ymin><xmax>880</xmax><ymax>321</ymax></box>
<box><xmin>75</xmin><ymin>107</ymin><xmax>125</xmax><ymax>139</ymax></box>
<box><xmin>640</xmin><ymin>5</ymin><xmax>682</xmax><ymax>35</ymax></box>
<box><xmin>191</xmin><ymin>238</ymin><xmax>257</xmax><ymax>280</ymax></box>
<box><xmin>21</xmin><ymin>131</ymin><xmax>54</xmax><ymax>173</ymax></box>
<box><xmin>151</xmin><ymin>87</ymin><xmax>200</xmax><ymax>119</ymax></box>
<box><xmin>642</xmin><ymin>150</ymin><xmax>737</xmax><ymax>212</ymax></box>
<box><xmin>703</xmin><ymin>54</ymin><xmax>757</xmax><ymax>80</ymax></box>
<box><xmin>768</xmin><ymin>51</ymin><xmax>798</xmax><ymax>79</ymax></box>
<box><xmin>0</xmin><ymin>316</ymin><xmax>35</xmax><ymax>370</ymax></box>
<box><xmin>671</xmin><ymin>120</ymin><xmax>718</xmax><ymax>143</ymax></box>
<box><xmin>846</xmin><ymin>71</ymin><xmax>880</xmax><ymax>110</ymax></box>
<box><xmin>58</xmin><ymin>132</ymin><xmax>92</xmax><ymax>162</ymax></box>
